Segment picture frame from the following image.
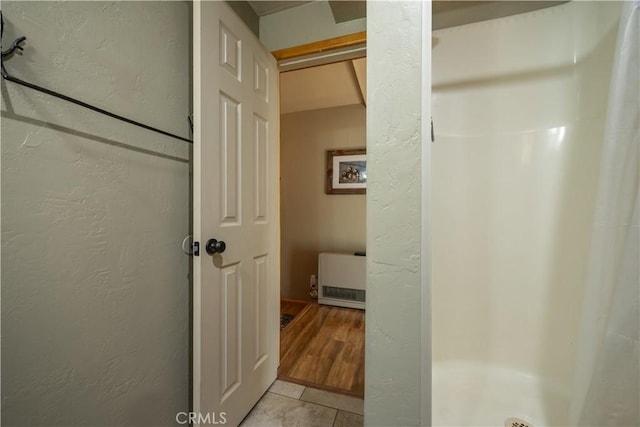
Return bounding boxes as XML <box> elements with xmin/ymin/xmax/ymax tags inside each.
<box><xmin>326</xmin><ymin>148</ymin><xmax>367</xmax><ymax>195</ymax></box>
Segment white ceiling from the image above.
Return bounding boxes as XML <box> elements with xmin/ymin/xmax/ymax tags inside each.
<box><xmin>247</xmin><ymin>1</ymin><xmax>313</xmax><ymax>17</ymax></box>
<box><xmin>249</xmin><ymin>1</ymin><xmax>567</xmax><ymax>28</ymax></box>
<box><xmin>248</xmin><ymin>1</ymin><xmax>367</xmax><ymax>22</ymax></box>
<box><xmin>280</xmin><ymin>58</ymin><xmax>366</xmax><ymax>115</ymax></box>
<box><xmin>276</xmin><ymin>1</ymin><xmax>567</xmax><ymax>115</ymax></box>
<box><xmin>249</xmin><ymin>0</ymin><xmax>568</xmax><ymax>25</ymax></box>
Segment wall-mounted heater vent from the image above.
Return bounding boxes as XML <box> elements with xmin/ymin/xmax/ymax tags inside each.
<box><xmin>322</xmin><ymin>286</ymin><xmax>365</xmax><ymax>303</ymax></box>
<box><xmin>318</xmin><ymin>253</ymin><xmax>366</xmax><ymax>309</ymax></box>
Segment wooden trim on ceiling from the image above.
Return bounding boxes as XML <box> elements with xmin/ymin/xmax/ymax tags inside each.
<box><xmin>272</xmin><ymin>31</ymin><xmax>366</xmax><ymax>61</ymax></box>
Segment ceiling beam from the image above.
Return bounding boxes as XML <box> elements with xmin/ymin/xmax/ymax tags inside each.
<box><xmin>350</xmin><ymin>59</ymin><xmax>367</xmax><ymax>107</ymax></box>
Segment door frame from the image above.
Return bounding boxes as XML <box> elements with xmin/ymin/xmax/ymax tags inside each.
<box><xmin>274</xmin><ymin>15</ymin><xmax>432</xmax><ymax>424</ymax></box>
<box><xmin>271</xmin><ymin>30</ymin><xmax>367</xmax><ymax>392</ymax></box>
<box><xmin>272</xmin><ymin>32</ymin><xmax>366</xmax><ymax>72</ymax></box>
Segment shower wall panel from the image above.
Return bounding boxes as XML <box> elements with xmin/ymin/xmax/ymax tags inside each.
<box><xmin>432</xmin><ymin>1</ymin><xmax>621</xmax><ymax>391</ymax></box>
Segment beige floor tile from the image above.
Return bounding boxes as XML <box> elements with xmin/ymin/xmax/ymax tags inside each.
<box><xmin>334</xmin><ymin>410</ymin><xmax>364</xmax><ymax>427</ymax></box>
<box><xmin>240</xmin><ymin>392</ymin><xmax>337</xmax><ymax>427</ymax></box>
<box><xmin>269</xmin><ymin>379</ymin><xmax>306</xmax><ymax>399</ymax></box>
<box><xmin>300</xmin><ymin>388</ymin><xmax>364</xmax><ymax>415</ymax></box>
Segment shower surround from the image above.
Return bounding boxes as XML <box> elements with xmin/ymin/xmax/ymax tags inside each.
<box><xmin>431</xmin><ymin>2</ymin><xmax>623</xmax><ymax>425</ymax></box>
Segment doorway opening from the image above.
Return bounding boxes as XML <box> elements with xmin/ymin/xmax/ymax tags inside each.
<box><xmin>276</xmin><ymin>44</ymin><xmax>367</xmax><ymax>398</ymax></box>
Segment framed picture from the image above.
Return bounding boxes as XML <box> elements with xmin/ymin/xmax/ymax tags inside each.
<box><xmin>326</xmin><ymin>148</ymin><xmax>367</xmax><ymax>195</ymax></box>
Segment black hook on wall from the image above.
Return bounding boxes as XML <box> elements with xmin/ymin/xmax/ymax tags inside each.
<box><xmin>0</xmin><ymin>11</ymin><xmax>193</xmax><ymax>144</ymax></box>
<box><xmin>1</xmin><ymin>34</ymin><xmax>25</xmax><ymax>59</ymax></box>
<box><xmin>1</xmin><ymin>11</ymin><xmax>26</xmax><ymax>80</ymax></box>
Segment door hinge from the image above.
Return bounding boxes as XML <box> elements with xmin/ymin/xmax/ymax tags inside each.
<box><xmin>193</xmin><ymin>241</ymin><xmax>200</xmax><ymax>256</ymax></box>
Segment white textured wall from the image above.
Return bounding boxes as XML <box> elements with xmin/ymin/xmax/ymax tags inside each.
<box><xmin>1</xmin><ymin>2</ymin><xmax>191</xmax><ymax>426</ymax></box>
<box><xmin>365</xmin><ymin>2</ymin><xmax>427</xmax><ymax>425</ymax></box>
<box><xmin>431</xmin><ymin>0</ymin><xmax>620</xmax><ymax>392</ymax></box>
<box><xmin>259</xmin><ymin>1</ymin><xmax>366</xmax><ymax>51</ymax></box>
<box><xmin>280</xmin><ymin>105</ymin><xmax>366</xmax><ymax>302</ymax></box>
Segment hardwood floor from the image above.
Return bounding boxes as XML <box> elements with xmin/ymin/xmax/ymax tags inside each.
<box><xmin>279</xmin><ymin>303</ymin><xmax>365</xmax><ymax>398</ymax></box>
<box><xmin>281</xmin><ymin>299</ymin><xmax>310</xmax><ymax>318</ymax></box>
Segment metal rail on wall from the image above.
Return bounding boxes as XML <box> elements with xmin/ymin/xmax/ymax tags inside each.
<box><xmin>0</xmin><ymin>11</ymin><xmax>193</xmax><ymax>144</ymax></box>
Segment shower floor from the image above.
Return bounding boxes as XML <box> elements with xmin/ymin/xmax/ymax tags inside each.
<box><xmin>432</xmin><ymin>361</ymin><xmax>569</xmax><ymax>427</ymax></box>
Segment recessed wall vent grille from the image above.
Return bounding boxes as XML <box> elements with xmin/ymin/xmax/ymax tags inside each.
<box><xmin>322</xmin><ymin>286</ymin><xmax>365</xmax><ymax>302</ymax></box>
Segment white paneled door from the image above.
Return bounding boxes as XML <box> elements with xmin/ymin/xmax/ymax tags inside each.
<box><xmin>193</xmin><ymin>2</ymin><xmax>279</xmax><ymax>426</ymax></box>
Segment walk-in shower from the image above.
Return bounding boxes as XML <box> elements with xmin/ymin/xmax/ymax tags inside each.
<box><xmin>431</xmin><ymin>1</ymin><xmax>638</xmax><ymax>426</ymax></box>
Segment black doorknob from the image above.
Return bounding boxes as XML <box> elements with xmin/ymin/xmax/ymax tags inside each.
<box><xmin>205</xmin><ymin>239</ymin><xmax>226</xmax><ymax>255</ymax></box>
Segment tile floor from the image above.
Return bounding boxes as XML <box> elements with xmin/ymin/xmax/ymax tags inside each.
<box><xmin>240</xmin><ymin>380</ymin><xmax>364</xmax><ymax>427</ymax></box>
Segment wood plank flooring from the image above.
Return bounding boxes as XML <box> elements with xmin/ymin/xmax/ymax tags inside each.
<box><xmin>279</xmin><ymin>303</ymin><xmax>365</xmax><ymax>398</ymax></box>
<box><xmin>281</xmin><ymin>299</ymin><xmax>310</xmax><ymax>318</ymax></box>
